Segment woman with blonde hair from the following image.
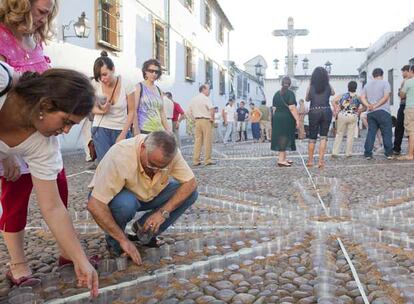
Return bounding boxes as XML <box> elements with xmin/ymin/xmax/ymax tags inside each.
<box><xmin>0</xmin><ymin>0</ymin><xmax>98</xmax><ymax>295</ymax></box>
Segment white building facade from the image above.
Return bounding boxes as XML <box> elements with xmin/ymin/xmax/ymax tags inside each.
<box><xmin>46</xmin><ymin>0</ymin><xmax>233</xmax><ymax>150</ymax></box>
<box><xmin>264</xmin><ymin>48</ymin><xmax>366</xmax><ymax>105</ymax></box>
<box><xmin>358</xmin><ymin>22</ymin><xmax>414</xmax><ymax>116</ymax></box>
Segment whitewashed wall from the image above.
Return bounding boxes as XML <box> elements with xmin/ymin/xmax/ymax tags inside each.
<box><xmin>47</xmin><ymin>0</ymin><xmax>233</xmax><ymax>151</ymax></box>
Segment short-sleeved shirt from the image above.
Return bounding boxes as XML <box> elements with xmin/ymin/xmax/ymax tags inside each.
<box><xmin>236</xmin><ymin>107</ymin><xmax>249</xmax><ymax>121</ymax></box>
<box><xmin>172</xmin><ymin>102</ymin><xmax>184</xmax><ymax>122</ymax></box>
<box><xmin>92</xmin><ymin>77</ymin><xmax>135</xmax><ymax>130</ymax></box>
<box><xmin>163</xmin><ymin>96</ymin><xmax>174</xmax><ymax>119</ymax></box>
<box><xmin>308</xmin><ymin>85</ymin><xmax>331</xmax><ymax>109</ymax></box>
<box><xmin>224</xmin><ymin>104</ymin><xmax>236</xmax><ymax>122</ymax></box>
<box><xmin>89</xmin><ymin>135</ymin><xmax>195</xmax><ymax>204</ymax></box>
<box><xmin>0</xmin><ymin>62</ymin><xmax>62</xmax><ymax>180</ymax></box>
<box><xmin>338</xmin><ymin>93</ymin><xmax>361</xmax><ymax>114</ymax></box>
<box><xmin>402</xmin><ymin>78</ymin><xmax>414</xmax><ymax>108</ymax></box>
<box><xmin>258</xmin><ymin>105</ymin><xmax>270</xmax><ymax>121</ymax></box>
<box><xmin>137</xmin><ymin>82</ymin><xmax>164</xmax><ymax>132</ymax></box>
<box><xmin>250</xmin><ymin>108</ymin><xmax>261</xmax><ymax>123</ymax></box>
<box><xmin>361</xmin><ymin>79</ymin><xmax>391</xmax><ymax>113</ymax></box>
<box><xmin>188</xmin><ymin>93</ymin><xmax>213</xmax><ymax>119</ymax></box>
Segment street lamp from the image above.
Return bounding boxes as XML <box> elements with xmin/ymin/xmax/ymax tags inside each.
<box><xmin>62</xmin><ymin>12</ymin><xmax>91</xmax><ymax>41</ymax></box>
<box><xmin>302</xmin><ymin>57</ymin><xmax>309</xmax><ymax>75</ymax></box>
<box><xmin>324</xmin><ymin>61</ymin><xmax>332</xmax><ymax>74</ymax></box>
<box><xmin>273</xmin><ymin>58</ymin><xmax>279</xmax><ymax>70</ymax></box>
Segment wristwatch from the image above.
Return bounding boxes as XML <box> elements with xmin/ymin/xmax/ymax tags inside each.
<box><xmin>159</xmin><ymin>209</ymin><xmax>170</xmax><ymax>219</ymax></box>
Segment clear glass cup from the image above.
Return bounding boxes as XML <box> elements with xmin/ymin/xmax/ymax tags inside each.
<box><xmin>9</xmin><ymin>293</ymin><xmax>43</xmax><ymax>304</ymax></box>
<box><xmin>119</xmin><ymin>284</ymin><xmax>138</xmax><ymax>303</ymax></box>
<box><xmin>145</xmin><ymin>248</ymin><xmax>161</xmax><ymax>264</ymax></box>
<box><xmin>115</xmin><ymin>255</ymin><xmax>128</xmax><ymax>271</ymax></box>
<box><xmin>97</xmin><ymin>259</ymin><xmax>117</xmax><ymax>278</ymax></box>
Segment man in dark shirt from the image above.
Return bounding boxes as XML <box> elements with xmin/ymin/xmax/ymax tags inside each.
<box><xmin>236</xmin><ymin>101</ymin><xmax>249</xmax><ymax>141</ymax></box>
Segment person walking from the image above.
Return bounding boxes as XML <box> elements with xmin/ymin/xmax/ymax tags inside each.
<box><xmin>398</xmin><ymin>65</ymin><xmax>414</xmax><ymax>160</ymax></box>
<box><xmin>331</xmin><ymin>81</ymin><xmax>362</xmax><ymax>158</ymax></box>
<box><xmin>258</xmin><ymin>100</ymin><xmax>271</xmax><ymax>142</ymax></box>
<box><xmin>236</xmin><ymin>101</ymin><xmax>249</xmax><ymax>141</ymax></box>
<box><xmin>134</xmin><ymin>59</ymin><xmax>170</xmax><ymax>135</ymax></box>
<box><xmin>297</xmin><ymin>99</ymin><xmax>308</xmax><ymax>140</ymax></box>
<box><xmin>393</xmin><ymin>65</ymin><xmax>411</xmax><ymax>155</ymax></box>
<box><xmin>360</xmin><ymin>68</ymin><xmax>393</xmax><ymax>160</ymax></box>
<box><xmin>223</xmin><ymin>99</ymin><xmax>236</xmax><ymax>144</ymax></box>
<box><xmin>305</xmin><ymin>67</ymin><xmax>335</xmax><ymax>168</ymax></box>
<box><xmin>91</xmin><ymin>51</ymin><xmax>135</xmax><ymax>161</ymax></box>
<box><xmin>188</xmin><ymin>84</ymin><xmax>215</xmax><ymax>166</ymax></box>
<box><xmin>249</xmin><ymin>103</ymin><xmax>262</xmax><ymax>142</ymax></box>
<box><xmin>271</xmin><ymin>76</ymin><xmax>299</xmax><ymax>167</ymax></box>
<box><xmin>169</xmin><ymin>93</ymin><xmax>185</xmax><ymax>148</ymax></box>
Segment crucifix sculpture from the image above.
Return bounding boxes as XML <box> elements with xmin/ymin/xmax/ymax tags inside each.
<box><xmin>272</xmin><ymin>17</ymin><xmax>309</xmax><ymax>78</ymax></box>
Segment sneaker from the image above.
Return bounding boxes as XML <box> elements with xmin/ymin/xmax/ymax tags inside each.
<box><xmin>205</xmin><ymin>161</ymin><xmax>216</xmax><ymax>166</ymax></box>
<box><xmin>331</xmin><ymin>154</ymin><xmax>339</xmax><ymax>159</ymax></box>
<box><xmin>386</xmin><ymin>155</ymin><xmax>394</xmax><ymax>160</ymax></box>
<box><xmin>365</xmin><ymin>156</ymin><xmax>373</xmax><ymax>160</ymax></box>
<box><xmin>393</xmin><ymin>150</ymin><xmax>401</xmax><ymax>156</ymax></box>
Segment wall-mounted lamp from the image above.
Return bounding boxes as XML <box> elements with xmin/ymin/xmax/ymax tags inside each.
<box><xmin>62</xmin><ymin>12</ymin><xmax>91</xmax><ymax>41</ymax></box>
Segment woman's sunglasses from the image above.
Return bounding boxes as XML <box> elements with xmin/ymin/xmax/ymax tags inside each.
<box><xmin>146</xmin><ymin>69</ymin><xmax>161</xmax><ymax>75</ymax></box>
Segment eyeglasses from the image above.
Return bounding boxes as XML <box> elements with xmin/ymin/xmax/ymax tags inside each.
<box><xmin>145</xmin><ymin>151</ymin><xmax>168</xmax><ymax>172</ymax></box>
<box><xmin>146</xmin><ymin>69</ymin><xmax>161</xmax><ymax>75</ymax></box>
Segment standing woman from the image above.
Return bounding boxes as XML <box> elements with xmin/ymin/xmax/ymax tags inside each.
<box><xmin>134</xmin><ymin>59</ymin><xmax>170</xmax><ymax>135</ymax></box>
<box><xmin>91</xmin><ymin>51</ymin><xmax>135</xmax><ymax>161</ymax></box>
<box><xmin>0</xmin><ymin>63</ymin><xmax>98</xmax><ymax>295</ymax></box>
<box><xmin>0</xmin><ymin>0</ymin><xmax>78</xmax><ymax>281</ymax></box>
<box><xmin>271</xmin><ymin>76</ymin><xmax>299</xmax><ymax>167</ymax></box>
<box><xmin>305</xmin><ymin>67</ymin><xmax>335</xmax><ymax>168</ymax></box>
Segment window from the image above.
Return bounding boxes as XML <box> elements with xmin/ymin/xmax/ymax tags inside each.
<box><xmin>219</xmin><ymin>69</ymin><xmax>225</xmax><ymax>95</ymax></box>
<box><xmin>388</xmin><ymin>69</ymin><xmax>394</xmax><ymax>106</ymax></box>
<box><xmin>97</xmin><ymin>0</ymin><xmax>121</xmax><ymax>50</ymax></box>
<box><xmin>204</xmin><ymin>2</ymin><xmax>211</xmax><ymax>30</ymax></box>
<box><xmin>184</xmin><ymin>0</ymin><xmax>193</xmax><ymax>11</ymax></box>
<box><xmin>410</xmin><ymin>57</ymin><xmax>414</xmax><ymax>66</ymax></box>
<box><xmin>247</xmin><ymin>83</ymin><xmax>250</xmax><ymax>93</ymax></box>
<box><xmin>184</xmin><ymin>41</ymin><xmax>195</xmax><ymax>81</ymax></box>
<box><xmin>237</xmin><ymin>75</ymin><xmax>242</xmax><ymax>98</ymax></box>
<box><xmin>217</xmin><ymin>22</ymin><xmax>224</xmax><ymax>44</ymax></box>
<box><xmin>243</xmin><ymin>77</ymin><xmax>248</xmax><ymax>98</ymax></box>
<box><xmin>205</xmin><ymin>58</ymin><xmax>213</xmax><ymax>89</ymax></box>
<box><xmin>153</xmin><ymin>20</ymin><xmax>168</xmax><ymax>70</ymax></box>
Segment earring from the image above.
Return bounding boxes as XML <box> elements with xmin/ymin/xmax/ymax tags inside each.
<box><xmin>39</xmin><ymin>111</ymin><xmax>44</xmax><ymax>120</ymax></box>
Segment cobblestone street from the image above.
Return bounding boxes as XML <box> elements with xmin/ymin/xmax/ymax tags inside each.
<box><xmin>2</xmin><ymin>139</ymin><xmax>414</xmax><ymax>303</ymax></box>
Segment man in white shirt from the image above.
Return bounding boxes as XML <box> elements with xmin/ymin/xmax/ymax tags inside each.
<box><xmin>187</xmin><ymin>84</ymin><xmax>215</xmax><ymax>166</ymax></box>
<box><xmin>223</xmin><ymin>99</ymin><xmax>236</xmax><ymax>144</ymax></box>
<box><xmin>163</xmin><ymin>92</ymin><xmax>174</xmax><ymax>130</ymax></box>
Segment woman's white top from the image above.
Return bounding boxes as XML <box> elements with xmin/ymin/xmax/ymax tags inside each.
<box><xmin>92</xmin><ymin>77</ymin><xmax>135</xmax><ymax>130</ymax></box>
<box><xmin>0</xmin><ymin>62</ymin><xmax>62</xmax><ymax>180</ymax></box>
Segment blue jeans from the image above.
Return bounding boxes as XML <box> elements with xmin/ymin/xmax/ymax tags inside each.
<box><xmin>105</xmin><ymin>180</ymin><xmax>198</xmax><ymax>255</ymax></box>
<box><xmin>364</xmin><ymin>110</ymin><xmax>393</xmax><ymax>157</ymax></box>
<box><xmin>92</xmin><ymin>127</ymin><xmax>132</xmax><ymax>161</ymax></box>
<box><xmin>251</xmin><ymin>122</ymin><xmax>260</xmax><ymax>140</ymax></box>
<box><xmin>223</xmin><ymin>122</ymin><xmax>235</xmax><ymax>143</ymax></box>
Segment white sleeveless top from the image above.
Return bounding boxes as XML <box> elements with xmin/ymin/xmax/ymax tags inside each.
<box><xmin>92</xmin><ymin>77</ymin><xmax>135</xmax><ymax>130</ymax></box>
<box><xmin>0</xmin><ymin>62</ymin><xmax>62</xmax><ymax>180</ymax></box>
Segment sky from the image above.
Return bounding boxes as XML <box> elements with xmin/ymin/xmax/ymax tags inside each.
<box><xmin>219</xmin><ymin>0</ymin><xmax>414</xmax><ymax>77</ymax></box>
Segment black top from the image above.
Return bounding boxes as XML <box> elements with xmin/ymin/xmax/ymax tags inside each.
<box><xmin>236</xmin><ymin>107</ymin><xmax>249</xmax><ymax>121</ymax></box>
<box><xmin>308</xmin><ymin>85</ymin><xmax>332</xmax><ymax>108</ymax></box>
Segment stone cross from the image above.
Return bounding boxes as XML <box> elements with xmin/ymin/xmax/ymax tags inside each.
<box><xmin>272</xmin><ymin>17</ymin><xmax>309</xmax><ymax>78</ymax></box>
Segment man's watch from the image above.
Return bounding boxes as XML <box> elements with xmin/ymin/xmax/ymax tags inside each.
<box><xmin>159</xmin><ymin>209</ymin><xmax>170</xmax><ymax>219</ymax></box>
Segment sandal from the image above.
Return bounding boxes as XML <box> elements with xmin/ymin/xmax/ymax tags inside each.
<box><xmin>306</xmin><ymin>162</ymin><xmax>313</xmax><ymax>168</ymax></box>
<box><xmin>287</xmin><ymin>160</ymin><xmax>293</xmax><ymax>164</ymax></box>
<box><xmin>277</xmin><ymin>162</ymin><xmax>292</xmax><ymax>167</ymax></box>
<box><xmin>58</xmin><ymin>255</ymin><xmax>101</xmax><ymax>269</ymax></box>
<box><xmin>6</xmin><ymin>267</ymin><xmax>40</xmax><ymax>288</ymax></box>
<box><xmin>318</xmin><ymin>162</ymin><xmax>325</xmax><ymax>169</ymax></box>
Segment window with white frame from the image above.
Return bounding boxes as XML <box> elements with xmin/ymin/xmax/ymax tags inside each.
<box><xmin>153</xmin><ymin>19</ymin><xmax>168</xmax><ymax>70</ymax></box>
<box><xmin>205</xmin><ymin>58</ymin><xmax>213</xmax><ymax>89</ymax></box>
<box><xmin>219</xmin><ymin>68</ymin><xmax>225</xmax><ymax>95</ymax></box>
<box><xmin>217</xmin><ymin>22</ymin><xmax>224</xmax><ymax>44</ymax></box>
<box><xmin>184</xmin><ymin>41</ymin><xmax>195</xmax><ymax>81</ymax></box>
<box><xmin>204</xmin><ymin>2</ymin><xmax>211</xmax><ymax>30</ymax></box>
<box><xmin>237</xmin><ymin>75</ymin><xmax>242</xmax><ymax>98</ymax></box>
<box><xmin>97</xmin><ymin>0</ymin><xmax>121</xmax><ymax>50</ymax></box>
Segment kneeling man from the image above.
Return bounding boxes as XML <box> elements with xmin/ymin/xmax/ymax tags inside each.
<box><xmin>88</xmin><ymin>131</ymin><xmax>198</xmax><ymax>264</ymax></box>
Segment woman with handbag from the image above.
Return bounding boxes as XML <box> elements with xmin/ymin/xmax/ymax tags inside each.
<box><xmin>134</xmin><ymin>59</ymin><xmax>170</xmax><ymax>135</ymax></box>
<box><xmin>271</xmin><ymin>76</ymin><xmax>299</xmax><ymax>167</ymax></box>
<box><xmin>91</xmin><ymin>51</ymin><xmax>136</xmax><ymax>161</ymax></box>
<box><xmin>0</xmin><ymin>63</ymin><xmax>98</xmax><ymax>296</ymax></box>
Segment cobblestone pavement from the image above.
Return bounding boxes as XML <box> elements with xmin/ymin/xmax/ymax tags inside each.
<box><xmin>1</xmin><ymin>138</ymin><xmax>414</xmax><ymax>303</ymax></box>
